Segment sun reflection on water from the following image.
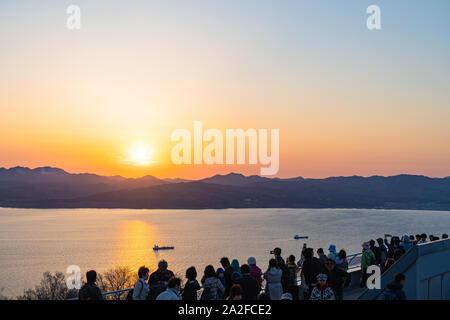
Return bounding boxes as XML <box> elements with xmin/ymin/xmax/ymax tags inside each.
<box><xmin>115</xmin><ymin>220</ymin><xmax>160</xmax><ymax>272</ymax></box>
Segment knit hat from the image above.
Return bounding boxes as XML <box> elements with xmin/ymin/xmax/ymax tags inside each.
<box><xmin>317</xmin><ymin>273</ymin><xmax>327</xmax><ymax>281</ymax></box>
<box><xmin>247</xmin><ymin>257</ymin><xmax>256</xmax><ymax>265</ymax></box>
<box><xmin>231</xmin><ymin>272</ymin><xmax>242</xmax><ymax>283</ymax></box>
<box><xmin>216</xmin><ymin>268</ymin><xmax>225</xmax><ymax>274</ymax></box>
<box><xmin>280</xmin><ymin>292</ymin><xmax>293</xmax><ymax>300</ymax></box>
<box><xmin>362</xmin><ymin>242</ymin><xmax>369</xmax><ymax>249</ymax></box>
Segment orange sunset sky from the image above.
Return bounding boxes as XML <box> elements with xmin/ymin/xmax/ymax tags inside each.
<box><xmin>1</xmin><ymin>1</ymin><xmax>449</xmax><ymax>179</ymax></box>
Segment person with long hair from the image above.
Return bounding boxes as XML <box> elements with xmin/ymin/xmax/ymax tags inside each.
<box><xmin>263</xmin><ymin>258</ymin><xmax>282</xmax><ymax>300</ymax></box>
<box><xmin>201</xmin><ymin>265</ymin><xmax>225</xmax><ymax>300</ymax></box>
<box><xmin>182</xmin><ymin>266</ymin><xmax>200</xmax><ymax>300</ymax></box>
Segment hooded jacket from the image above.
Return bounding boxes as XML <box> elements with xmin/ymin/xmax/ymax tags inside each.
<box><xmin>264</xmin><ymin>267</ymin><xmax>283</xmax><ymax>300</ymax></box>
<box><xmin>400</xmin><ymin>236</ymin><xmax>413</xmax><ymax>252</ymax></box>
<box><xmin>361</xmin><ymin>248</ymin><xmax>376</xmax><ymax>272</ymax></box>
<box><xmin>202</xmin><ymin>277</ymin><xmax>225</xmax><ymax>300</ymax></box>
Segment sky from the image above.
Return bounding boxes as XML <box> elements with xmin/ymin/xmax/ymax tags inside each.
<box><xmin>1</xmin><ymin>0</ymin><xmax>449</xmax><ymax>179</ymax></box>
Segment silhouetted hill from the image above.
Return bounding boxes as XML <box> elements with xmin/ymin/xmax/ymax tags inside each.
<box><xmin>200</xmin><ymin>173</ymin><xmax>273</xmax><ymax>185</ymax></box>
<box><xmin>0</xmin><ymin>166</ymin><xmax>168</xmax><ymax>203</ymax></box>
<box><xmin>2</xmin><ymin>169</ymin><xmax>449</xmax><ymax>210</ymax></box>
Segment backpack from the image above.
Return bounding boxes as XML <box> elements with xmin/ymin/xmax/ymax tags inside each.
<box><xmin>200</xmin><ymin>286</ymin><xmax>213</xmax><ymax>300</ymax></box>
<box><xmin>127</xmin><ymin>279</ymin><xmax>145</xmax><ymax>300</ymax></box>
<box><xmin>126</xmin><ymin>289</ymin><xmax>134</xmax><ymax>300</ymax></box>
<box><xmin>148</xmin><ymin>282</ymin><xmax>166</xmax><ymax>300</ymax></box>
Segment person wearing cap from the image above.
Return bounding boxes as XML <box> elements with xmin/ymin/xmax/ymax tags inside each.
<box><xmin>360</xmin><ymin>242</ymin><xmax>376</xmax><ymax>288</ymax></box>
<box><xmin>309</xmin><ymin>274</ymin><xmax>335</xmax><ymax>300</ymax></box>
<box><xmin>323</xmin><ymin>258</ymin><xmax>351</xmax><ymax>300</ymax></box>
<box><xmin>247</xmin><ymin>257</ymin><xmax>263</xmax><ymax>285</ymax></box>
<box><xmin>148</xmin><ymin>259</ymin><xmax>175</xmax><ymax>299</ymax></box>
<box><xmin>327</xmin><ymin>244</ymin><xmax>338</xmax><ymax>262</ymax></box>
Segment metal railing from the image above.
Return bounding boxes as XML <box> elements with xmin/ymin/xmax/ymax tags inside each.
<box><xmin>69</xmin><ymin>288</ymin><xmax>132</xmax><ymax>301</ymax></box>
<box><xmin>347</xmin><ymin>253</ymin><xmax>362</xmax><ymax>270</ymax></box>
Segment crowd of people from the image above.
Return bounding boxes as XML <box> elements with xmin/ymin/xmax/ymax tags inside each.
<box><xmin>78</xmin><ymin>232</ymin><xmax>448</xmax><ymax>301</ymax></box>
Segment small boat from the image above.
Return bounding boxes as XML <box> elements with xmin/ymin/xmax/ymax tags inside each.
<box><xmin>153</xmin><ymin>245</ymin><xmax>175</xmax><ymax>251</ymax></box>
<box><xmin>294</xmin><ymin>235</ymin><xmax>308</xmax><ymax>240</ymax></box>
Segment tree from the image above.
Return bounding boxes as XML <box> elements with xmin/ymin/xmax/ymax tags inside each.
<box><xmin>17</xmin><ymin>272</ymin><xmax>78</xmax><ymax>300</ymax></box>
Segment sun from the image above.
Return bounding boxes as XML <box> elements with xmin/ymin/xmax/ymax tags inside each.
<box><xmin>125</xmin><ymin>142</ymin><xmax>154</xmax><ymax>166</ymax></box>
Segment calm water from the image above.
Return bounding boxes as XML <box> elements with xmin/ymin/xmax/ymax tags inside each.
<box><xmin>1</xmin><ymin>207</ymin><xmax>450</xmax><ymax>298</ymax></box>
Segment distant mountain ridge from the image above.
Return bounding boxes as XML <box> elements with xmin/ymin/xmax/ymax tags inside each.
<box><xmin>1</xmin><ymin>166</ymin><xmax>450</xmax><ymax>210</ymax></box>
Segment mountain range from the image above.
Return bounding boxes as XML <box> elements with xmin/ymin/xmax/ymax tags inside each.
<box><xmin>1</xmin><ymin>166</ymin><xmax>450</xmax><ymax>210</ymax></box>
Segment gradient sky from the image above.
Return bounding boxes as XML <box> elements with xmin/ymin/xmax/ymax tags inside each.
<box><xmin>1</xmin><ymin>0</ymin><xmax>449</xmax><ymax>179</ymax></box>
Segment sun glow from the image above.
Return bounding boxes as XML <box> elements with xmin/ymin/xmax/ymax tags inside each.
<box><xmin>125</xmin><ymin>142</ymin><xmax>154</xmax><ymax>166</ymax></box>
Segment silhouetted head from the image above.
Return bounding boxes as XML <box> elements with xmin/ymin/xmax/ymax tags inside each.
<box><xmin>288</xmin><ymin>255</ymin><xmax>295</xmax><ymax>263</ymax></box>
<box><xmin>377</xmin><ymin>238</ymin><xmax>383</xmax><ymax>245</ymax></box>
<box><xmin>394</xmin><ymin>273</ymin><xmax>405</xmax><ymax>287</ymax></box>
<box><xmin>338</xmin><ymin>249</ymin><xmax>347</xmax><ymax>260</ymax></box>
<box><xmin>167</xmin><ymin>277</ymin><xmax>181</xmax><ymax>290</ymax></box>
<box><xmin>268</xmin><ymin>258</ymin><xmax>277</xmax><ymax>269</ymax></box>
<box><xmin>185</xmin><ymin>266</ymin><xmax>197</xmax><ymax>281</ymax></box>
<box><xmin>421</xmin><ymin>233</ymin><xmax>427</xmax><ymax>241</ymax></box>
<box><xmin>442</xmin><ymin>234</ymin><xmax>448</xmax><ymax>239</ymax></box>
<box><xmin>325</xmin><ymin>258</ymin><xmax>336</xmax><ymax>270</ymax></box>
<box><xmin>317</xmin><ymin>248</ymin><xmax>324</xmax><ymax>256</ymax></box>
<box><xmin>220</xmin><ymin>257</ymin><xmax>231</xmax><ymax>268</ymax></box>
<box><xmin>273</xmin><ymin>247</ymin><xmax>282</xmax><ymax>257</ymax></box>
<box><xmin>138</xmin><ymin>266</ymin><xmax>149</xmax><ymax>279</ymax></box>
<box><xmin>303</xmin><ymin>248</ymin><xmax>313</xmax><ymax>260</ymax></box>
<box><xmin>231</xmin><ymin>259</ymin><xmax>240</xmax><ymax>272</ymax></box>
<box><xmin>240</xmin><ymin>264</ymin><xmax>250</xmax><ymax>275</ymax></box>
<box><xmin>204</xmin><ymin>265</ymin><xmax>216</xmax><ymax>279</ymax></box>
<box><xmin>86</xmin><ymin>270</ymin><xmax>97</xmax><ymax>283</ymax></box>
<box><xmin>158</xmin><ymin>259</ymin><xmax>168</xmax><ymax>271</ymax></box>
<box><xmin>369</xmin><ymin>239</ymin><xmax>375</xmax><ymax>247</ymax></box>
